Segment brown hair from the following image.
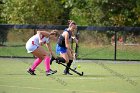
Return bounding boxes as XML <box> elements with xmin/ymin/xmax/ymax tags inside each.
<box><xmin>50</xmin><ymin>30</ymin><xmax>59</xmax><ymax>37</ymax></box>
<box><xmin>68</xmin><ymin>20</ymin><xmax>76</xmax><ymax>27</ymax></box>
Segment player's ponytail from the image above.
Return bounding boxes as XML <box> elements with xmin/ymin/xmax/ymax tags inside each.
<box><xmin>68</xmin><ymin>20</ymin><xmax>76</xmax><ymax>27</ymax></box>
<box><xmin>49</xmin><ymin>30</ymin><xmax>59</xmax><ymax>37</ymax></box>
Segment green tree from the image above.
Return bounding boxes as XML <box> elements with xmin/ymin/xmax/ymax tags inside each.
<box><xmin>2</xmin><ymin>0</ymin><xmax>64</xmax><ymax>24</ymax></box>
<box><xmin>0</xmin><ymin>0</ymin><xmax>8</xmax><ymax>45</ymax></box>
<box><xmin>100</xmin><ymin>0</ymin><xmax>139</xmax><ymax>26</ymax></box>
<box><xmin>70</xmin><ymin>0</ymin><xmax>140</xmax><ymax>26</ymax></box>
<box><xmin>0</xmin><ymin>0</ymin><xmax>5</xmax><ymax>23</ymax></box>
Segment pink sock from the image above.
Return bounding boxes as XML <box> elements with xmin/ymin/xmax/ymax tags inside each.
<box><xmin>31</xmin><ymin>58</ymin><xmax>42</xmax><ymax>71</ymax></box>
<box><xmin>44</xmin><ymin>56</ymin><xmax>50</xmax><ymax>72</ymax></box>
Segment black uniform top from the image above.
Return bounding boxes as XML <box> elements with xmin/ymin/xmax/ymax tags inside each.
<box><xmin>57</xmin><ymin>28</ymin><xmax>72</xmax><ymax>47</ymax></box>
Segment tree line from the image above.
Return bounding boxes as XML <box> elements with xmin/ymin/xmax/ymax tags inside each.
<box><xmin>1</xmin><ymin>0</ymin><xmax>140</xmax><ymax>26</ymax></box>
<box><xmin>0</xmin><ymin>0</ymin><xmax>140</xmax><ymax>45</ymax></box>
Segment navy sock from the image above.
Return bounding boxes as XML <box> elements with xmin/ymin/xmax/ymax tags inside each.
<box><xmin>56</xmin><ymin>57</ymin><xmax>66</xmax><ymax>63</ymax></box>
<box><xmin>65</xmin><ymin>60</ymin><xmax>73</xmax><ymax>73</ymax></box>
<box><xmin>50</xmin><ymin>56</ymin><xmax>55</xmax><ymax>65</ymax></box>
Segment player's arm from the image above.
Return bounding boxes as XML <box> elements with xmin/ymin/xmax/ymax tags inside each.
<box><xmin>71</xmin><ymin>32</ymin><xmax>78</xmax><ymax>44</ymax></box>
<box><xmin>37</xmin><ymin>30</ymin><xmax>50</xmax><ymax>37</ymax></box>
<box><xmin>72</xmin><ymin>36</ymin><xmax>78</xmax><ymax>44</ymax></box>
<box><xmin>37</xmin><ymin>30</ymin><xmax>50</xmax><ymax>46</ymax></box>
<box><xmin>64</xmin><ymin>32</ymin><xmax>73</xmax><ymax>53</ymax></box>
<box><xmin>46</xmin><ymin>42</ymin><xmax>56</xmax><ymax>58</ymax></box>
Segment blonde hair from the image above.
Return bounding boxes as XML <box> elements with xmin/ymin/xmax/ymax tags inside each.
<box><xmin>50</xmin><ymin>30</ymin><xmax>59</xmax><ymax>37</ymax></box>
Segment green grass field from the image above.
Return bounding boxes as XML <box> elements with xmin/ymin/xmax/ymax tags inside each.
<box><xmin>0</xmin><ymin>58</ymin><xmax>140</xmax><ymax>93</ymax></box>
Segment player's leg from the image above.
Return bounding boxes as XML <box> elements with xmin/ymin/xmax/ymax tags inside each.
<box><xmin>27</xmin><ymin>57</ymin><xmax>42</xmax><ymax>75</ymax></box>
<box><xmin>50</xmin><ymin>44</ymin><xmax>68</xmax><ymax>64</ymax></box>
<box><xmin>50</xmin><ymin>54</ymin><xmax>68</xmax><ymax>64</ymax></box>
<box><xmin>33</xmin><ymin>46</ymin><xmax>57</xmax><ymax>75</ymax></box>
<box><xmin>59</xmin><ymin>52</ymin><xmax>69</xmax><ymax>63</ymax></box>
<box><xmin>59</xmin><ymin>52</ymin><xmax>73</xmax><ymax>75</ymax></box>
<box><xmin>44</xmin><ymin>55</ymin><xmax>57</xmax><ymax>76</ymax></box>
<box><xmin>26</xmin><ymin>45</ymin><xmax>43</xmax><ymax>75</ymax></box>
<box><xmin>50</xmin><ymin>55</ymin><xmax>55</xmax><ymax>65</ymax></box>
<box><xmin>63</xmin><ymin>49</ymin><xmax>73</xmax><ymax>75</ymax></box>
<box><xmin>50</xmin><ymin>44</ymin><xmax>60</xmax><ymax>65</ymax></box>
<box><xmin>56</xmin><ymin>44</ymin><xmax>70</xmax><ymax>64</ymax></box>
<box><xmin>28</xmin><ymin>46</ymin><xmax>57</xmax><ymax>75</ymax></box>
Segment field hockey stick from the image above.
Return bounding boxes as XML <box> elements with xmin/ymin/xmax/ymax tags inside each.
<box><xmin>72</xmin><ymin>52</ymin><xmax>77</xmax><ymax>70</ymax></box>
<box><xmin>72</xmin><ymin>30</ymin><xmax>79</xmax><ymax>70</ymax></box>
<box><xmin>59</xmin><ymin>62</ymin><xmax>84</xmax><ymax>76</ymax></box>
<box><xmin>71</xmin><ymin>41</ymin><xmax>78</xmax><ymax>70</ymax></box>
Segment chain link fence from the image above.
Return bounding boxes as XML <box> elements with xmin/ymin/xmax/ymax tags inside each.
<box><xmin>0</xmin><ymin>24</ymin><xmax>140</xmax><ymax>61</ymax></box>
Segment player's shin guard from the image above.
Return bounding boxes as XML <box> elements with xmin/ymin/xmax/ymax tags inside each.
<box><xmin>31</xmin><ymin>58</ymin><xmax>42</xmax><ymax>71</ymax></box>
<box><xmin>56</xmin><ymin>57</ymin><xmax>66</xmax><ymax>63</ymax></box>
<box><xmin>50</xmin><ymin>56</ymin><xmax>55</xmax><ymax>65</ymax></box>
<box><xmin>64</xmin><ymin>60</ymin><xmax>73</xmax><ymax>73</ymax></box>
<box><xmin>44</xmin><ymin>56</ymin><xmax>51</xmax><ymax>72</ymax></box>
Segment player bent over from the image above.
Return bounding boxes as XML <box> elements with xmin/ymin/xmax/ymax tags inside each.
<box><xmin>26</xmin><ymin>30</ymin><xmax>59</xmax><ymax>76</ymax></box>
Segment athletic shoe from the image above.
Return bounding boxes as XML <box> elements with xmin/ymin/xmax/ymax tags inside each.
<box><xmin>46</xmin><ymin>69</ymin><xmax>57</xmax><ymax>76</ymax></box>
<box><xmin>63</xmin><ymin>70</ymin><xmax>73</xmax><ymax>75</ymax></box>
<box><xmin>63</xmin><ymin>72</ymin><xmax>73</xmax><ymax>75</ymax></box>
<box><xmin>27</xmin><ymin>68</ymin><xmax>36</xmax><ymax>75</ymax></box>
<box><xmin>50</xmin><ymin>69</ymin><xmax>57</xmax><ymax>73</ymax></box>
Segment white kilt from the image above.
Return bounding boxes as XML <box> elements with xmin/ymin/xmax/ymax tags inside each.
<box><xmin>26</xmin><ymin>41</ymin><xmax>39</xmax><ymax>53</ymax></box>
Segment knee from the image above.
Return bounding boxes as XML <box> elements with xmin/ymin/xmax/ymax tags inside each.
<box><xmin>61</xmin><ymin>57</ymin><xmax>69</xmax><ymax>63</ymax></box>
<box><xmin>65</xmin><ymin>59</ymin><xmax>69</xmax><ymax>63</ymax></box>
<box><xmin>69</xmin><ymin>57</ymin><xmax>73</xmax><ymax>60</ymax></box>
<box><xmin>39</xmin><ymin>55</ymin><xmax>48</xmax><ymax>60</ymax></box>
<box><xmin>39</xmin><ymin>56</ymin><xmax>44</xmax><ymax>60</ymax></box>
<box><xmin>69</xmin><ymin>55</ymin><xmax>73</xmax><ymax>60</ymax></box>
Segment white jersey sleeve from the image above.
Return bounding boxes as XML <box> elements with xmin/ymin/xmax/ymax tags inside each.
<box><xmin>45</xmin><ymin>37</ymin><xmax>50</xmax><ymax>43</ymax></box>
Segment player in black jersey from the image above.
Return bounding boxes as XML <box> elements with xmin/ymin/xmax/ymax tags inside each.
<box><xmin>51</xmin><ymin>20</ymin><xmax>78</xmax><ymax>75</ymax></box>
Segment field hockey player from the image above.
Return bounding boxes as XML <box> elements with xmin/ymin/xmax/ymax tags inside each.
<box><xmin>26</xmin><ymin>30</ymin><xmax>59</xmax><ymax>76</ymax></box>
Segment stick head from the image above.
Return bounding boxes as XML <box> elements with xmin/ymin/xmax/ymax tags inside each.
<box><xmin>80</xmin><ymin>72</ymin><xmax>84</xmax><ymax>76</ymax></box>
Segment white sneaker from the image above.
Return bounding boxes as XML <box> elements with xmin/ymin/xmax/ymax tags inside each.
<box><xmin>46</xmin><ymin>69</ymin><xmax>57</xmax><ymax>76</ymax></box>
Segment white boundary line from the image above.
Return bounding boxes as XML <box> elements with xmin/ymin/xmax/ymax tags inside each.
<box><xmin>0</xmin><ymin>84</ymin><xmax>96</xmax><ymax>93</ymax></box>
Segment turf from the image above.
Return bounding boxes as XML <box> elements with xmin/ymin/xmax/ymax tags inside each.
<box><xmin>0</xmin><ymin>58</ymin><xmax>140</xmax><ymax>93</ymax></box>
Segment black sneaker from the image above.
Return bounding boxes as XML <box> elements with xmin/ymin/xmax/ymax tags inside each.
<box><xmin>63</xmin><ymin>72</ymin><xmax>73</xmax><ymax>75</ymax></box>
<box><xmin>27</xmin><ymin>68</ymin><xmax>36</xmax><ymax>75</ymax></box>
<box><xmin>46</xmin><ymin>69</ymin><xmax>57</xmax><ymax>76</ymax></box>
<box><xmin>63</xmin><ymin>70</ymin><xmax>73</xmax><ymax>75</ymax></box>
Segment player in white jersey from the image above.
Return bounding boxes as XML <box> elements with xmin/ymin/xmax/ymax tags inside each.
<box><xmin>26</xmin><ymin>30</ymin><xmax>59</xmax><ymax>76</ymax></box>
